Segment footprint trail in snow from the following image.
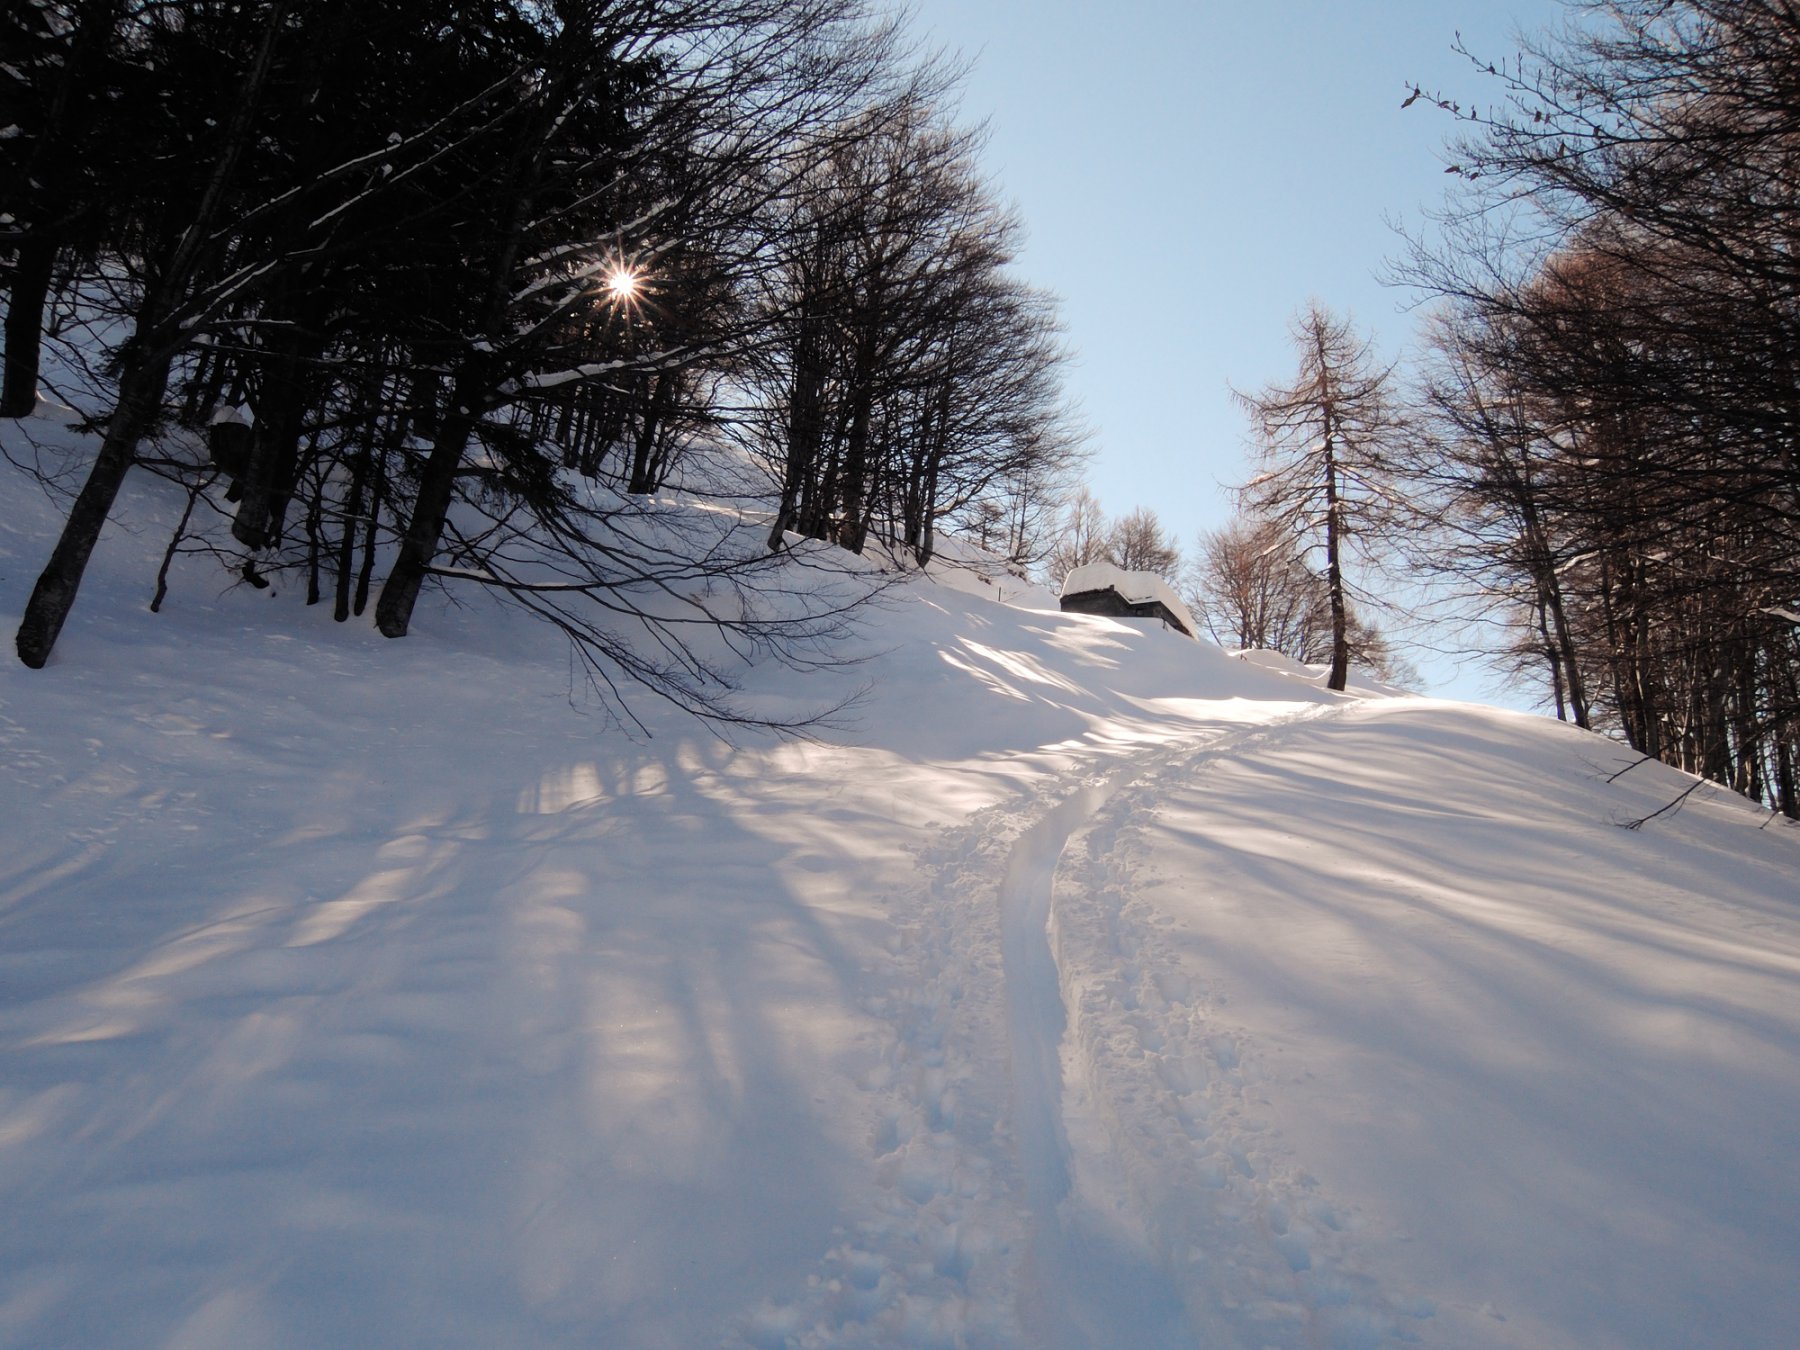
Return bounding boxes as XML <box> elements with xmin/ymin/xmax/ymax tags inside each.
<box><xmin>744</xmin><ymin>708</ymin><xmax>1407</xmax><ymax>1349</ymax></box>
<box><xmin>999</xmin><ymin>775</ymin><xmax>1190</xmax><ymax>1348</ymax></box>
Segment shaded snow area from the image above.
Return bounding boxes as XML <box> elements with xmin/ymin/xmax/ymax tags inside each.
<box><xmin>3</xmin><ymin>410</ymin><xmax>1800</xmax><ymax>1349</ymax></box>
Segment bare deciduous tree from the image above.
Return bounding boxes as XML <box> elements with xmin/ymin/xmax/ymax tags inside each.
<box><xmin>1107</xmin><ymin>505</ymin><xmax>1182</xmax><ymax>582</ymax></box>
<box><xmin>1393</xmin><ymin>0</ymin><xmax>1800</xmax><ymax>814</ymax></box>
<box><xmin>1188</xmin><ymin>512</ymin><xmax>1416</xmax><ymax>685</ymax></box>
<box><xmin>1187</xmin><ymin>515</ymin><xmax>1331</xmax><ymax>657</ymax></box>
<box><xmin>1045</xmin><ymin>487</ymin><xmax>1111</xmax><ymax>582</ymax></box>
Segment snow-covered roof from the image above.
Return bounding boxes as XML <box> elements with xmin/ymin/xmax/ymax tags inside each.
<box><xmin>1060</xmin><ymin>561</ymin><xmax>1198</xmax><ymax>637</ymax></box>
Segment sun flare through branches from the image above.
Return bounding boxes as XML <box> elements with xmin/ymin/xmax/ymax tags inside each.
<box><xmin>605</xmin><ymin>264</ymin><xmax>643</xmax><ymax>306</ymax></box>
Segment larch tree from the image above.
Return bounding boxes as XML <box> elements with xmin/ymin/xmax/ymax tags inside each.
<box><xmin>1188</xmin><ymin>512</ymin><xmax>1415</xmax><ymax>684</ymax></box>
<box><xmin>1234</xmin><ymin>303</ymin><xmax>1400</xmax><ymax>691</ymax></box>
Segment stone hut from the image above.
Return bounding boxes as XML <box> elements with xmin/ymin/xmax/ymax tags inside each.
<box><xmin>1058</xmin><ymin>562</ymin><xmax>1196</xmax><ymax>639</ymax></box>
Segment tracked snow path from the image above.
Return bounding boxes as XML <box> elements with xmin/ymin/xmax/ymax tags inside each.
<box><xmin>1042</xmin><ymin>717</ymin><xmax>1415</xmax><ymax>1349</ymax></box>
<box><xmin>813</xmin><ymin>704</ymin><xmax>1364</xmax><ymax>1350</ymax></box>
<box><xmin>1000</xmin><ymin>783</ymin><xmax>1108</xmax><ymax>1216</ymax></box>
<box><xmin>992</xmin><ymin>710</ymin><xmax>1416</xmax><ymax>1350</ymax></box>
<box><xmin>999</xmin><ymin>775</ymin><xmax>1191</xmax><ymax>1348</ymax></box>
<box><xmin>729</xmin><ymin>715</ymin><xmax>1344</xmax><ymax>1350</ymax></box>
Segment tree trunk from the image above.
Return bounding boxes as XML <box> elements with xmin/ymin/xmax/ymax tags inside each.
<box><xmin>16</xmin><ymin>355</ymin><xmax>171</xmax><ymax>666</ymax></box>
<box><xmin>354</xmin><ymin>447</ymin><xmax>384</xmax><ymax>618</ymax></box>
<box><xmin>839</xmin><ymin>385</ymin><xmax>872</xmax><ymax>553</ymax></box>
<box><xmin>769</xmin><ymin>341</ymin><xmax>826</xmax><ymax>550</ymax></box>
<box><xmin>627</xmin><ymin>372</ymin><xmax>675</xmax><ymax>493</ymax></box>
<box><xmin>304</xmin><ymin>466</ymin><xmax>325</xmax><ymax>606</ymax></box>
<box><xmin>1322</xmin><ymin>431</ymin><xmax>1349</xmax><ymax>692</ymax></box>
<box><xmin>231</xmin><ymin>282</ymin><xmax>323</xmax><ymax>547</ymax></box>
<box><xmin>2</xmin><ymin>238</ymin><xmax>57</xmax><ymax>418</ymax></box>
<box><xmin>1537</xmin><ymin>595</ymin><xmax>1567</xmax><ymax>721</ymax></box>
<box><xmin>1514</xmin><ymin>487</ymin><xmax>1590</xmax><ymax>728</ymax></box>
<box><xmin>1545</xmin><ymin>582</ymin><xmax>1591</xmax><ymax>730</ymax></box>
<box><xmin>917</xmin><ymin>452</ymin><xmax>941</xmax><ymax>568</ymax></box>
<box><xmin>335</xmin><ymin>451</ymin><xmax>370</xmax><ymax>622</ymax></box>
<box><xmin>1776</xmin><ymin>727</ymin><xmax>1799</xmax><ymax>821</ymax></box>
<box><xmin>374</xmin><ymin>394</ymin><xmax>477</xmax><ymax>637</ymax></box>
<box><xmin>913</xmin><ymin>372</ymin><xmax>952</xmax><ymax>566</ymax></box>
<box><xmin>4</xmin><ymin>0</ymin><xmax>125</xmax><ymax>419</ymax></box>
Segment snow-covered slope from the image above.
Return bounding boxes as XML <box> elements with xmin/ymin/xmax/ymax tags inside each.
<box><xmin>2</xmin><ymin>410</ymin><xmax>1798</xmax><ymax>1349</ymax></box>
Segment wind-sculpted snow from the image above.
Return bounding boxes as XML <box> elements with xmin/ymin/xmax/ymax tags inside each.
<box><xmin>3</xmin><ymin>418</ymin><xmax>1799</xmax><ymax>1347</ymax></box>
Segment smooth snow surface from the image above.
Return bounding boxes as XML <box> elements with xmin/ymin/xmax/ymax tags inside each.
<box><xmin>3</xmin><ymin>409</ymin><xmax>1798</xmax><ymax>1349</ymax></box>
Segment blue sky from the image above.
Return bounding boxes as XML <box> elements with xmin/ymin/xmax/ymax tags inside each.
<box><xmin>901</xmin><ymin>0</ymin><xmax>1569</xmax><ymax>696</ymax></box>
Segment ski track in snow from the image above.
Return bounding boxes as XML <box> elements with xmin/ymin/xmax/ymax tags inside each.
<box><xmin>741</xmin><ymin>705</ymin><xmax>1415</xmax><ymax>1350</ymax></box>
<box><xmin>1045</xmin><ymin>719</ymin><xmax>1426</xmax><ymax>1350</ymax></box>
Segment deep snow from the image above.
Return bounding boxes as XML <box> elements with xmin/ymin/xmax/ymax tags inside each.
<box><xmin>2</xmin><ymin>404</ymin><xmax>1798</xmax><ymax>1349</ymax></box>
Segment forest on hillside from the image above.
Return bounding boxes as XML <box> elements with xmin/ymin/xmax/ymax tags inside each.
<box><xmin>1391</xmin><ymin>0</ymin><xmax>1800</xmax><ymax>818</ymax></box>
<box><xmin>1165</xmin><ymin>1</ymin><xmax>1800</xmax><ymax>818</ymax></box>
<box><xmin>0</xmin><ymin>0</ymin><xmax>1083</xmax><ymax>722</ymax></box>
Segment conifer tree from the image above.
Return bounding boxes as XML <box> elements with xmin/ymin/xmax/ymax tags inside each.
<box><xmin>1234</xmin><ymin>304</ymin><xmax>1399</xmax><ymax>691</ymax></box>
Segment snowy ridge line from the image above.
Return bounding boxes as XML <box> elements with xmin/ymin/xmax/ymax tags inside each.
<box><xmin>1047</xmin><ymin>710</ymin><xmax>1425</xmax><ymax>1348</ymax></box>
